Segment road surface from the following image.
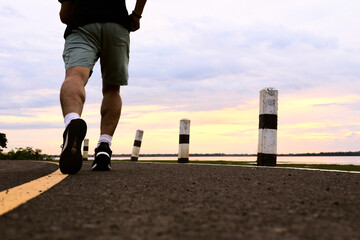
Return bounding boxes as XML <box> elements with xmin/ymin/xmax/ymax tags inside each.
<box><xmin>0</xmin><ymin>160</ymin><xmax>359</xmax><ymax>240</ymax></box>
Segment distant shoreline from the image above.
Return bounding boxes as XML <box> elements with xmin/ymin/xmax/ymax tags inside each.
<box><xmin>49</xmin><ymin>151</ymin><xmax>360</xmax><ymax>158</ymax></box>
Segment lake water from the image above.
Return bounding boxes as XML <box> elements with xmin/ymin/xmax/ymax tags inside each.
<box><xmin>108</xmin><ymin>156</ymin><xmax>360</xmax><ymax>165</ymax></box>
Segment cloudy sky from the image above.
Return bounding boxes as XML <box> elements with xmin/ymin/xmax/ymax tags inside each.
<box><xmin>1</xmin><ymin>0</ymin><xmax>360</xmax><ymax>155</ymax></box>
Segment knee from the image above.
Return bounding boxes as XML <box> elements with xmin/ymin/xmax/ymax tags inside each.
<box><xmin>64</xmin><ymin>66</ymin><xmax>90</xmax><ymax>86</ymax></box>
<box><xmin>64</xmin><ymin>73</ymin><xmax>86</xmax><ymax>86</ymax></box>
<box><xmin>102</xmin><ymin>83</ymin><xmax>120</xmax><ymax>96</ymax></box>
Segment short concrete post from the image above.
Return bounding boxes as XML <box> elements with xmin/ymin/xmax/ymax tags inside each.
<box><xmin>82</xmin><ymin>138</ymin><xmax>89</xmax><ymax>161</ymax></box>
<box><xmin>257</xmin><ymin>88</ymin><xmax>278</xmax><ymax>166</ymax></box>
<box><xmin>131</xmin><ymin>130</ymin><xmax>144</xmax><ymax>161</ymax></box>
<box><xmin>178</xmin><ymin>119</ymin><xmax>190</xmax><ymax>163</ymax></box>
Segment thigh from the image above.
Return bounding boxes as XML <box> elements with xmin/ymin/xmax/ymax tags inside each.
<box><xmin>100</xmin><ymin>23</ymin><xmax>130</xmax><ymax>86</ymax></box>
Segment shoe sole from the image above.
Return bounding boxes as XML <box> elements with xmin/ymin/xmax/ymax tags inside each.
<box><xmin>92</xmin><ymin>163</ymin><xmax>111</xmax><ymax>171</ymax></box>
<box><xmin>60</xmin><ymin>119</ymin><xmax>87</xmax><ymax>174</ymax></box>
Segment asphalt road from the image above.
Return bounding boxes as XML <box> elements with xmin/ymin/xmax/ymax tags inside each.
<box><xmin>0</xmin><ymin>160</ymin><xmax>58</xmax><ymax>192</ymax></box>
<box><xmin>0</xmin><ymin>160</ymin><xmax>359</xmax><ymax>240</ymax></box>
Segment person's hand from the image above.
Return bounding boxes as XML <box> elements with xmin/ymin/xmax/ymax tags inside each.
<box><xmin>129</xmin><ymin>13</ymin><xmax>141</xmax><ymax>32</ymax></box>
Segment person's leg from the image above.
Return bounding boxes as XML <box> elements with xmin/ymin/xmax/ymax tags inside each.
<box><xmin>60</xmin><ymin>66</ymin><xmax>90</xmax><ymax>117</ymax></box>
<box><xmin>92</xmin><ymin>81</ymin><xmax>121</xmax><ymax>171</ymax></box>
<box><xmin>96</xmin><ymin>81</ymin><xmax>122</xmax><ymax>147</ymax></box>
<box><xmin>92</xmin><ymin>23</ymin><xmax>128</xmax><ymax>171</ymax></box>
<box><xmin>59</xmin><ymin>66</ymin><xmax>90</xmax><ymax>174</ymax></box>
<box><xmin>100</xmin><ymin>81</ymin><xmax>122</xmax><ymax>136</ymax></box>
<box><xmin>59</xmin><ymin>24</ymin><xmax>101</xmax><ymax>174</ymax></box>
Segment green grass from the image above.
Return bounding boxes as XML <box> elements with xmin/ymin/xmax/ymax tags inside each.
<box><xmin>276</xmin><ymin>164</ymin><xmax>360</xmax><ymax>172</ymax></box>
<box><xmin>113</xmin><ymin>159</ymin><xmax>360</xmax><ymax>172</ymax></box>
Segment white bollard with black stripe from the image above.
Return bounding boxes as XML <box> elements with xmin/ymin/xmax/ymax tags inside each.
<box><xmin>82</xmin><ymin>138</ymin><xmax>89</xmax><ymax>161</ymax></box>
<box><xmin>131</xmin><ymin>130</ymin><xmax>144</xmax><ymax>161</ymax></box>
<box><xmin>257</xmin><ymin>88</ymin><xmax>278</xmax><ymax>166</ymax></box>
<box><xmin>178</xmin><ymin>119</ymin><xmax>190</xmax><ymax>163</ymax></box>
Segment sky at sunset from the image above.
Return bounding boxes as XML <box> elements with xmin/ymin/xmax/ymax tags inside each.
<box><xmin>1</xmin><ymin>0</ymin><xmax>360</xmax><ymax>155</ymax></box>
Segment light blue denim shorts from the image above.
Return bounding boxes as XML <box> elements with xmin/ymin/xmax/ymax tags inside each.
<box><xmin>63</xmin><ymin>22</ymin><xmax>130</xmax><ymax>86</ymax></box>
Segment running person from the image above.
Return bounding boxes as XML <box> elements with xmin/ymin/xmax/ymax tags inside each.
<box><xmin>58</xmin><ymin>0</ymin><xmax>147</xmax><ymax>174</ymax></box>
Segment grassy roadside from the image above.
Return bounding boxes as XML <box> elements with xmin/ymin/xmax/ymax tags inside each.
<box><xmin>113</xmin><ymin>159</ymin><xmax>360</xmax><ymax>172</ymax></box>
<box><xmin>276</xmin><ymin>164</ymin><xmax>360</xmax><ymax>172</ymax></box>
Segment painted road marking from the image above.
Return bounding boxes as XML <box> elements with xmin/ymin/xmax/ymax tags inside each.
<box><xmin>135</xmin><ymin>162</ymin><xmax>360</xmax><ymax>174</ymax></box>
<box><xmin>0</xmin><ymin>162</ymin><xmax>68</xmax><ymax>216</ymax></box>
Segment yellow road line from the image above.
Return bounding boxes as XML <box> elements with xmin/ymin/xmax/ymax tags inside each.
<box><xmin>0</xmin><ymin>162</ymin><xmax>68</xmax><ymax>216</ymax></box>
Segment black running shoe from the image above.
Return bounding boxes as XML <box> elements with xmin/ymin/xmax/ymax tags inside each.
<box><xmin>59</xmin><ymin>119</ymin><xmax>87</xmax><ymax>174</ymax></box>
<box><xmin>92</xmin><ymin>142</ymin><xmax>112</xmax><ymax>171</ymax></box>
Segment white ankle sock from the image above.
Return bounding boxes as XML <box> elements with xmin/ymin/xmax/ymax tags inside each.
<box><xmin>64</xmin><ymin>113</ymin><xmax>80</xmax><ymax>128</ymax></box>
<box><xmin>97</xmin><ymin>134</ymin><xmax>112</xmax><ymax>147</ymax></box>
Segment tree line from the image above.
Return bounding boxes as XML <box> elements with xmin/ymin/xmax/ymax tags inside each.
<box><xmin>0</xmin><ymin>133</ymin><xmax>53</xmax><ymax>161</ymax></box>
